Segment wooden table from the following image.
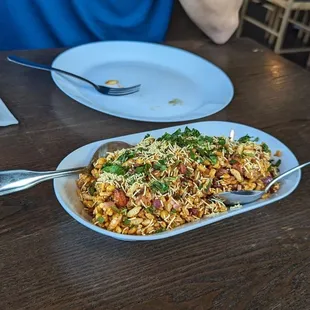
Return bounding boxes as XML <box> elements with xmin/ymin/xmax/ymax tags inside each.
<box><xmin>1</xmin><ymin>38</ymin><xmax>310</xmax><ymax>310</ymax></box>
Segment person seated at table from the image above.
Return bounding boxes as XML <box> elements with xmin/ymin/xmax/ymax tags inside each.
<box><xmin>0</xmin><ymin>0</ymin><xmax>243</xmax><ymax>50</ymax></box>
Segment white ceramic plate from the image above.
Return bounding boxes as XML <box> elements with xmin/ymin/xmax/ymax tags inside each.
<box><xmin>51</xmin><ymin>41</ymin><xmax>234</xmax><ymax>122</ymax></box>
<box><xmin>54</xmin><ymin>121</ymin><xmax>301</xmax><ymax>241</ymax></box>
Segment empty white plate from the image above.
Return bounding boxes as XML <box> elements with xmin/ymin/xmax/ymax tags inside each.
<box><xmin>51</xmin><ymin>41</ymin><xmax>234</xmax><ymax>122</ymax></box>
<box><xmin>54</xmin><ymin>121</ymin><xmax>301</xmax><ymax>241</ymax></box>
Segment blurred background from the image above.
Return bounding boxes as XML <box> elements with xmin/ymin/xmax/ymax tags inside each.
<box><xmin>237</xmin><ymin>0</ymin><xmax>310</xmax><ymax>70</ymax></box>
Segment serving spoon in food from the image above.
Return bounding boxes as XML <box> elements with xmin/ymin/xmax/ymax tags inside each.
<box><xmin>217</xmin><ymin>161</ymin><xmax>309</xmax><ymax>205</ymax></box>
<box><xmin>0</xmin><ymin>141</ymin><xmax>132</xmax><ymax>197</ymax></box>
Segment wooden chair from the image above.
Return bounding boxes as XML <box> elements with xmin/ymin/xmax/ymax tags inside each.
<box><xmin>237</xmin><ymin>0</ymin><xmax>310</xmax><ymax>65</ymax></box>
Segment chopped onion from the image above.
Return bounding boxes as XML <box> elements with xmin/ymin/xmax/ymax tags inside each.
<box><xmin>152</xmin><ymin>199</ymin><xmax>162</xmax><ymax>209</ymax></box>
<box><xmin>262</xmin><ymin>176</ymin><xmax>273</xmax><ymax>185</ymax></box>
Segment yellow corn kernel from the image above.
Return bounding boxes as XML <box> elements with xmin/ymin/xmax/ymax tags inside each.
<box><xmin>128</xmin><ymin>227</ymin><xmax>137</xmax><ymax>235</ymax></box>
<box><xmin>135</xmin><ymin>158</ymin><xmax>144</xmax><ymax>165</ymax></box>
<box><xmin>97</xmin><ymin>157</ymin><xmax>106</xmax><ymax>165</ymax></box>
<box><xmin>106</xmin><ymin>184</ymin><xmax>115</xmax><ymax>192</ymax></box>
<box><xmin>94</xmin><ymin>157</ymin><xmax>106</xmax><ymax>168</ymax></box>
<box><xmin>221</xmin><ymin>173</ymin><xmax>231</xmax><ymax>179</ymax></box>
<box><xmin>182</xmin><ymin>206</ymin><xmax>189</xmax><ymax>216</ymax></box>
<box><xmin>160</xmin><ymin>221</ymin><xmax>167</xmax><ymax>228</ymax></box>
<box><xmin>197</xmin><ymin>164</ymin><xmax>206</xmax><ymax>172</ymax></box>
<box><xmin>209</xmin><ymin>168</ymin><xmax>216</xmax><ymax>178</ymax></box>
<box><xmin>160</xmin><ymin>210</ymin><xmax>169</xmax><ymax>220</ymax></box>
<box><xmin>248</xmin><ymin>183</ymin><xmax>256</xmax><ymax>190</ymax></box>
<box><xmin>164</xmin><ymin>202</ymin><xmax>172</xmax><ymax>212</ymax></box>
<box><xmin>106</xmin><ymin>208</ymin><xmax>113</xmax><ymax>216</ymax></box>
<box><xmin>194</xmin><ymin>197</ymin><xmax>200</xmax><ymax>204</ymax></box>
<box><xmin>213</xmin><ymin>162</ymin><xmax>220</xmax><ymax>169</ymax></box>
<box><xmin>115</xmin><ymin>226</ymin><xmax>122</xmax><ymax>234</ymax></box>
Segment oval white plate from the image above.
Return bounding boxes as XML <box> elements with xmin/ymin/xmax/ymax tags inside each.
<box><xmin>54</xmin><ymin>121</ymin><xmax>301</xmax><ymax>241</ymax></box>
<box><xmin>51</xmin><ymin>41</ymin><xmax>234</xmax><ymax>122</ymax></box>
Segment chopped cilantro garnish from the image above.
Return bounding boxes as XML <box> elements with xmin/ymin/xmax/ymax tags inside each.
<box><xmin>123</xmin><ymin>218</ymin><xmax>131</xmax><ymax>226</ymax></box>
<box><xmin>155</xmin><ymin>228</ymin><xmax>166</xmax><ymax>233</ymax></box>
<box><xmin>117</xmin><ymin>150</ymin><xmax>136</xmax><ymax>163</ymax></box>
<box><xmin>151</xmin><ymin>181</ymin><xmax>169</xmax><ymax>194</ymax></box>
<box><xmin>205</xmin><ymin>136</ymin><xmax>214</xmax><ymax>144</ymax></box>
<box><xmin>208</xmin><ymin>155</ymin><xmax>218</xmax><ymax>165</ymax></box>
<box><xmin>121</xmin><ymin>209</ymin><xmax>127</xmax><ymax>215</ymax></box>
<box><xmin>144</xmin><ymin>134</ymin><xmax>151</xmax><ymax>139</ymax></box>
<box><xmin>127</xmin><ymin>178</ymin><xmax>136</xmax><ymax>185</ymax></box>
<box><xmin>218</xmin><ymin>137</ymin><xmax>226</xmax><ymax>146</ymax></box>
<box><xmin>102</xmin><ymin>163</ymin><xmax>127</xmax><ymax>175</ymax></box>
<box><xmin>111</xmin><ymin>206</ymin><xmax>121</xmax><ymax>213</ymax></box>
<box><xmin>189</xmin><ymin>150</ymin><xmax>196</xmax><ymax>160</ymax></box>
<box><xmin>168</xmin><ymin>98</ymin><xmax>183</xmax><ymax>106</ymax></box>
<box><xmin>238</xmin><ymin>135</ymin><xmax>252</xmax><ymax>143</ymax></box>
<box><xmin>230</xmin><ymin>159</ymin><xmax>237</xmax><ymax>165</ymax></box>
<box><xmin>274</xmin><ymin>159</ymin><xmax>281</xmax><ymax>167</ymax></box>
<box><xmin>153</xmin><ymin>159</ymin><xmax>167</xmax><ymax>171</ymax></box>
<box><xmin>190</xmin><ymin>128</ymin><xmax>201</xmax><ymax>137</ymax></box>
<box><xmin>243</xmin><ymin>151</ymin><xmax>255</xmax><ymax>157</ymax></box>
<box><xmin>261</xmin><ymin>143</ymin><xmax>270</xmax><ymax>153</ymax></box>
<box><xmin>238</xmin><ymin>135</ymin><xmax>259</xmax><ymax>143</ymax></box>
<box><xmin>146</xmin><ymin>207</ymin><xmax>155</xmax><ymax>214</ymax></box>
<box><xmin>204</xmin><ymin>180</ymin><xmax>212</xmax><ymax>192</ymax></box>
<box><xmin>97</xmin><ymin>216</ymin><xmax>105</xmax><ymax>224</ymax></box>
<box><xmin>158</xmin><ymin>132</ymin><xmax>171</xmax><ymax>141</ymax></box>
<box><xmin>184</xmin><ymin>127</ymin><xmax>201</xmax><ymax>137</ymax></box>
<box><xmin>135</xmin><ymin>166</ymin><xmax>145</xmax><ymax>174</ymax></box>
<box><xmin>88</xmin><ymin>184</ymin><xmax>96</xmax><ymax>196</ymax></box>
<box><xmin>135</xmin><ymin>163</ymin><xmax>151</xmax><ymax>175</ymax></box>
<box><xmin>171</xmin><ymin>128</ymin><xmax>182</xmax><ymax>138</ymax></box>
<box><xmin>171</xmin><ymin>209</ymin><xmax>177</xmax><ymax>214</ymax></box>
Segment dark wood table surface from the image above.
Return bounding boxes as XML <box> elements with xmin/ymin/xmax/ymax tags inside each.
<box><xmin>1</xmin><ymin>38</ymin><xmax>310</xmax><ymax>310</ymax></box>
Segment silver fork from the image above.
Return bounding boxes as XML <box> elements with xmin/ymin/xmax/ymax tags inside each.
<box><xmin>7</xmin><ymin>56</ymin><xmax>141</xmax><ymax>96</ymax></box>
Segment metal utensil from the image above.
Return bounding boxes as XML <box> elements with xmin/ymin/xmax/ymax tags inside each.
<box><xmin>217</xmin><ymin>161</ymin><xmax>309</xmax><ymax>205</ymax></box>
<box><xmin>0</xmin><ymin>141</ymin><xmax>132</xmax><ymax>196</ymax></box>
<box><xmin>7</xmin><ymin>56</ymin><xmax>141</xmax><ymax>96</ymax></box>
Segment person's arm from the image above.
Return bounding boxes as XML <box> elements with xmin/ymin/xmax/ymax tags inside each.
<box><xmin>178</xmin><ymin>0</ymin><xmax>243</xmax><ymax>44</ymax></box>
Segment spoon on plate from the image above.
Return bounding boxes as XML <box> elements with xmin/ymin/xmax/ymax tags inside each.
<box><xmin>217</xmin><ymin>161</ymin><xmax>309</xmax><ymax>205</ymax></box>
<box><xmin>0</xmin><ymin>141</ymin><xmax>132</xmax><ymax>196</ymax></box>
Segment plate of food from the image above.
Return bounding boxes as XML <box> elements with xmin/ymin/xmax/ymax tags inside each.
<box><xmin>51</xmin><ymin>41</ymin><xmax>234</xmax><ymax>122</ymax></box>
<box><xmin>54</xmin><ymin>121</ymin><xmax>301</xmax><ymax>241</ymax></box>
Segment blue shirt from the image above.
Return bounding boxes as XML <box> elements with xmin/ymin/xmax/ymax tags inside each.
<box><xmin>0</xmin><ymin>0</ymin><xmax>174</xmax><ymax>50</ymax></box>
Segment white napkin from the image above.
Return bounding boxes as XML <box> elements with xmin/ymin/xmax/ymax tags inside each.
<box><xmin>0</xmin><ymin>98</ymin><xmax>19</xmax><ymax>127</ymax></box>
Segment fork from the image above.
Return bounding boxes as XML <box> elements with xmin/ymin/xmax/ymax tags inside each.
<box><xmin>7</xmin><ymin>56</ymin><xmax>141</xmax><ymax>96</ymax></box>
